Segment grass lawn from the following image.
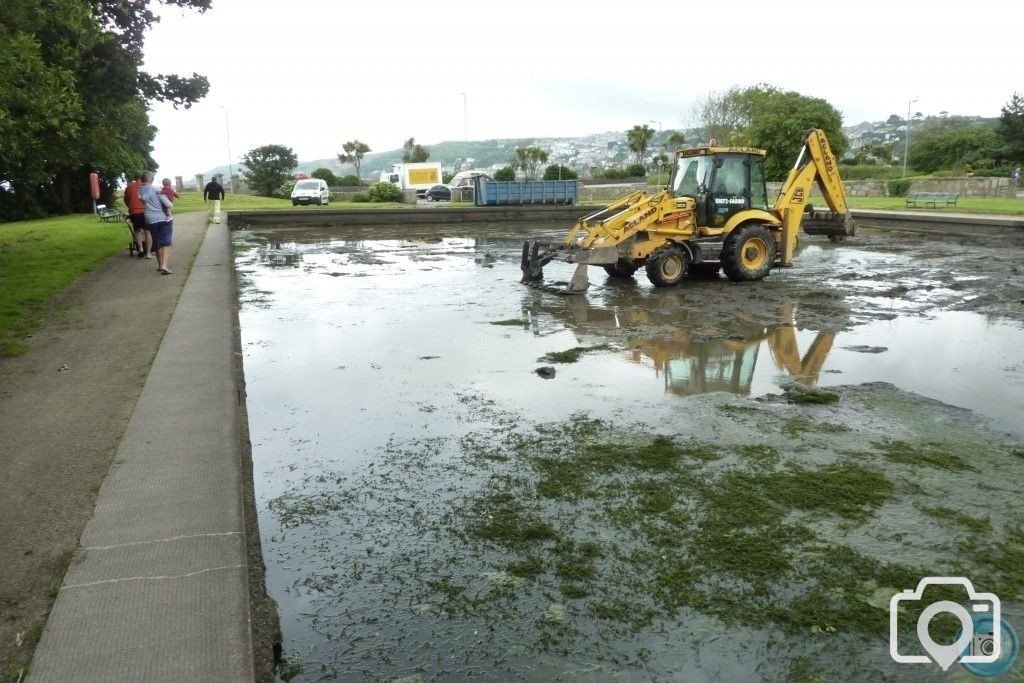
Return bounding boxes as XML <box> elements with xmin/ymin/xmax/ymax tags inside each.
<box><xmin>0</xmin><ymin>215</ymin><xmax>126</xmax><ymax>356</ymax></box>
<box><xmin>845</xmin><ymin>195</ymin><xmax>1024</xmax><ymax>215</ymax></box>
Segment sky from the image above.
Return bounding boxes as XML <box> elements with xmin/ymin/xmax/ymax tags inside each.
<box><xmin>143</xmin><ymin>0</ymin><xmax>1020</xmax><ymax>178</ymax></box>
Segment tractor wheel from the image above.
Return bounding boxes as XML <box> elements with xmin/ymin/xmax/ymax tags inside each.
<box><xmin>722</xmin><ymin>223</ymin><xmax>776</xmax><ymax>282</ymax></box>
<box><xmin>687</xmin><ymin>262</ymin><xmax>721</xmax><ymax>279</ymax></box>
<box><xmin>603</xmin><ymin>259</ymin><xmax>639</xmax><ymax>278</ymax></box>
<box><xmin>645</xmin><ymin>245</ymin><xmax>690</xmax><ymax>287</ymax></box>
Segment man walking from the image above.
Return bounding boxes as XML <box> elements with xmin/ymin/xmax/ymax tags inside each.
<box><xmin>123</xmin><ymin>173</ymin><xmax>149</xmax><ymax>257</ymax></box>
<box><xmin>139</xmin><ymin>171</ymin><xmax>175</xmax><ymax>275</ymax></box>
<box><xmin>203</xmin><ymin>175</ymin><xmax>226</xmax><ymax>224</ymax></box>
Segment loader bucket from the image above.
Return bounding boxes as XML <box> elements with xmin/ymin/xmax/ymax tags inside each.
<box><xmin>520</xmin><ymin>240</ymin><xmax>591</xmax><ymax>294</ymax></box>
<box><xmin>803</xmin><ymin>210</ymin><xmax>856</xmax><ymax>243</ymax></box>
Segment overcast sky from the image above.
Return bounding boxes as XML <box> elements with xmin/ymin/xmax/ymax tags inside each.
<box><xmin>143</xmin><ymin>0</ymin><xmax>1019</xmax><ymax>178</ymax></box>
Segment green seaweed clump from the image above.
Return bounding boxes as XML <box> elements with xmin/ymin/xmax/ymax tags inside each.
<box><xmin>538</xmin><ymin>344</ymin><xmax>612</xmax><ymax>364</ymax></box>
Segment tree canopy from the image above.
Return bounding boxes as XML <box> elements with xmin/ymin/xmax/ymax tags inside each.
<box><xmin>627</xmin><ymin>124</ymin><xmax>656</xmax><ymax>165</ymax></box>
<box><xmin>909</xmin><ymin>125</ymin><xmax>1002</xmax><ymax>173</ymax></box>
<box><xmin>513</xmin><ymin>146</ymin><xmax>548</xmax><ymax>180</ymax></box>
<box><xmin>693</xmin><ymin>84</ymin><xmax>848</xmax><ymax>180</ymax></box>
<box><xmin>998</xmin><ymin>92</ymin><xmax>1024</xmax><ymax>162</ymax></box>
<box><xmin>338</xmin><ymin>140</ymin><xmax>371</xmax><ymax>180</ymax></box>
<box><xmin>401</xmin><ymin>137</ymin><xmax>430</xmax><ymax>163</ymax></box>
<box><xmin>0</xmin><ymin>0</ymin><xmax>211</xmax><ymax>220</ymax></box>
<box><xmin>241</xmin><ymin>144</ymin><xmax>297</xmax><ymax>197</ymax></box>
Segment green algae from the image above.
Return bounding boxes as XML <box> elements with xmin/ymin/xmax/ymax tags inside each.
<box><xmin>538</xmin><ymin>344</ymin><xmax>612</xmax><ymax>364</ymax></box>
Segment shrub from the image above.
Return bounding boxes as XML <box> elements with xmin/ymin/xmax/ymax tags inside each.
<box><xmin>599</xmin><ymin>168</ymin><xmax>629</xmax><ymax>179</ymax></box>
<box><xmin>310</xmin><ymin>167</ymin><xmax>340</xmax><ymax>186</ymax></box>
<box><xmin>973</xmin><ymin>165</ymin><xmax>1015</xmax><ymax>178</ymax></box>
<box><xmin>542</xmin><ymin>164</ymin><xmax>579</xmax><ymax>180</ymax></box>
<box><xmin>886</xmin><ymin>179</ymin><xmax>912</xmax><ymax>197</ymax></box>
<box><xmin>338</xmin><ymin>175</ymin><xmax>361</xmax><ymax>186</ymax></box>
<box><xmin>273</xmin><ymin>182</ymin><xmax>295</xmax><ymax>200</ymax></box>
<box><xmin>366</xmin><ymin>182</ymin><xmax>402</xmax><ymax>202</ymax></box>
<box><xmin>442</xmin><ymin>171</ymin><xmax>454</xmax><ymax>184</ymax></box>
<box><xmin>494</xmin><ymin>166</ymin><xmax>516</xmax><ymax>181</ymax></box>
<box><xmin>351</xmin><ymin>192</ymin><xmax>370</xmax><ymax>203</ymax></box>
<box><xmin>625</xmin><ymin>163</ymin><xmax>647</xmax><ymax>177</ymax></box>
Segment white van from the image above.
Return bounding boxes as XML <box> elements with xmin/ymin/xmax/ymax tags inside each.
<box><xmin>291</xmin><ymin>179</ymin><xmax>329</xmax><ymax>206</ymax></box>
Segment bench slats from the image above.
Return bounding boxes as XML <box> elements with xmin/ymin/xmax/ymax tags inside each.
<box><xmin>905</xmin><ymin>192</ymin><xmax>959</xmax><ymax>208</ymax></box>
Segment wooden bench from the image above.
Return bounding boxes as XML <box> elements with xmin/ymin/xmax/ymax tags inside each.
<box><xmin>96</xmin><ymin>204</ymin><xmax>124</xmax><ymax>222</ymax></box>
<box><xmin>905</xmin><ymin>192</ymin><xmax>959</xmax><ymax>209</ymax></box>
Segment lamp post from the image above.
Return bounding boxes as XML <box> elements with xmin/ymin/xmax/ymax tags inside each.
<box><xmin>221</xmin><ymin>106</ymin><xmax>233</xmax><ymax>192</ymax></box>
<box><xmin>902</xmin><ymin>97</ymin><xmax>918</xmax><ymax>179</ymax></box>
<box><xmin>459</xmin><ymin>92</ymin><xmax>467</xmax><ymax>141</ymax></box>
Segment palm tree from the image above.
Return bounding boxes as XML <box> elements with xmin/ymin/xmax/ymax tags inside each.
<box><xmin>627</xmin><ymin>124</ymin><xmax>656</xmax><ymax>165</ymax></box>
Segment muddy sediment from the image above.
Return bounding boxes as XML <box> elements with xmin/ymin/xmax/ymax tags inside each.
<box><xmin>233</xmin><ymin>223</ymin><xmax>1024</xmax><ymax>681</ymax></box>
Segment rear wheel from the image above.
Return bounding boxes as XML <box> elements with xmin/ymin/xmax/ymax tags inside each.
<box><xmin>721</xmin><ymin>223</ymin><xmax>776</xmax><ymax>282</ymax></box>
<box><xmin>603</xmin><ymin>259</ymin><xmax>639</xmax><ymax>278</ymax></box>
<box><xmin>645</xmin><ymin>245</ymin><xmax>689</xmax><ymax>287</ymax></box>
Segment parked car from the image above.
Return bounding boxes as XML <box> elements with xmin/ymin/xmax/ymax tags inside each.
<box><xmin>291</xmin><ymin>179</ymin><xmax>329</xmax><ymax>206</ymax></box>
<box><xmin>424</xmin><ymin>184</ymin><xmax>452</xmax><ymax>202</ymax></box>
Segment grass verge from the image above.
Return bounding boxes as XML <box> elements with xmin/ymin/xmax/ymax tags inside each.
<box><xmin>0</xmin><ymin>215</ymin><xmax>125</xmax><ymax>356</ymax></box>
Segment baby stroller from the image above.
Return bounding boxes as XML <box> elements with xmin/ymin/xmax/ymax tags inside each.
<box><xmin>123</xmin><ymin>214</ymin><xmax>142</xmax><ymax>257</ymax></box>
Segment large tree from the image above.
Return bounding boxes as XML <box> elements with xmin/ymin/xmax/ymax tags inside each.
<box><xmin>401</xmin><ymin>137</ymin><xmax>430</xmax><ymax>163</ymax></box>
<box><xmin>0</xmin><ymin>0</ymin><xmax>210</xmax><ymax>219</ymax></box>
<box><xmin>241</xmin><ymin>144</ymin><xmax>297</xmax><ymax>196</ymax></box>
<box><xmin>338</xmin><ymin>140</ymin><xmax>371</xmax><ymax>181</ymax></box>
<box><xmin>694</xmin><ymin>84</ymin><xmax>847</xmax><ymax>180</ymax></box>
<box><xmin>626</xmin><ymin>124</ymin><xmax>656</xmax><ymax>165</ymax></box>
<box><xmin>997</xmin><ymin>92</ymin><xmax>1024</xmax><ymax>162</ymax></box>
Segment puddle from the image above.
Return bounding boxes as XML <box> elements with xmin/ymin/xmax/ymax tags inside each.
<box><xmin>235</xmin><ymin>224</ymin><xmax>1024</xmax><ymax>681</ymax></box>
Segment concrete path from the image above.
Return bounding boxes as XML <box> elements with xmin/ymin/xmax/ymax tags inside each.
<box><xmin>28</xmin><ymin>218</ymin><xmax>255</xmax><ymax>682</ymax></box>
<box><xmin>851</xmin><ymin>207</ymin><xmax>1024</xmax><ymax>231</ymax></box>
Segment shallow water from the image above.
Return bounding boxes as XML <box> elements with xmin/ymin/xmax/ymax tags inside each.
<box><xmin>235</xmin><ymin>225</ymin><xmax>1024</xmax><ymax>681</ymax></box>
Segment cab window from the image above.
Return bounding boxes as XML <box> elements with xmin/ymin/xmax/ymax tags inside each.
<box><xmin>673</xmin><ymin>156</ymin><xmax>711</xmax><ymax>197</ymax></box>
<box><xmin>750</xmin><ymin>157</ymin><xmax>768</xmax><ymax>209</ymax></box>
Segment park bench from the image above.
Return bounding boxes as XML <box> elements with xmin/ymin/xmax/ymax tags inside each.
<box><xmin>96</xmin><ymin>204</ymin><xmax>124</xmax><ymax>222</ymax></box>
<box><xmin>905</xmin><ymin>192</ymin><xmax>960</xmax><ymax>209</ymax></box>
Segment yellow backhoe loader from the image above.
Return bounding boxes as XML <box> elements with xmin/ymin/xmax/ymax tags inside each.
<box><xmin>521</xmin><ymin>128</ymin><xmax>854</xmax><ymax>293</ymax></box>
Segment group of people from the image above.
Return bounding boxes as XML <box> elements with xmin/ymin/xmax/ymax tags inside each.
<box><xmin>123</xmin><ymin>171</ymin><xmax>178</xmax><ymax>275</ymax></box>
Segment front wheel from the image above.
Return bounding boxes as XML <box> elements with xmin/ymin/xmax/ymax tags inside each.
<box><xmin>721</xmin><ymin>223</ymin><xmax>776</xmax><ymax>282</ymax></box>
<box><xmin>426</xmin><ymin>195</ymin><xmax>434</xmax><ymax>202</ymax></box>
<box><xmin>645</xmin><ymin>245</ymin><xmax>690</xmax><ymax>287</ymax></box>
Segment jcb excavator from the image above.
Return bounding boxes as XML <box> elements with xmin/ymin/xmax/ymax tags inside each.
<box><xmin>521</xmin><ymin>129</ymin><xmax>854</xmax><ymax>293</ymax></box>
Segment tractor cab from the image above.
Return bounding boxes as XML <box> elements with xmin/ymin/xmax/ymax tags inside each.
<box><xmin>671</xmin><ymin>146</ymin><xmax>769</xmax><ymax>227</ymax></box>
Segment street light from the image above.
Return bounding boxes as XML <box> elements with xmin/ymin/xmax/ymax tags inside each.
<box><xmin>221</xmin><ymin>106</ymin><xmax>233</xmax><ymax>192</ymax></box>
<box><xmin>458</xmin><ymin>92</ymin><xmax>467</xmax><ymax>141</ymax></box>
<box><xmin>902</xmin><ymin>97</ymin><xmax>918</xmax><ymax>179</ymax></box>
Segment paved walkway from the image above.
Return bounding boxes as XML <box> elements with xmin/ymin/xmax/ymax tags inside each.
<box><xmin>27</xmin><ymin>217</ymin><xmax>255</xmax><ymax>681</ymax></box>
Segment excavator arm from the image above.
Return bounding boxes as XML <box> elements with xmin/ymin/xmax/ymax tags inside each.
<box><xmin>773</xmin><ymin>129</ymin><xmax>856</xmax><ymax>265</ymax></box>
